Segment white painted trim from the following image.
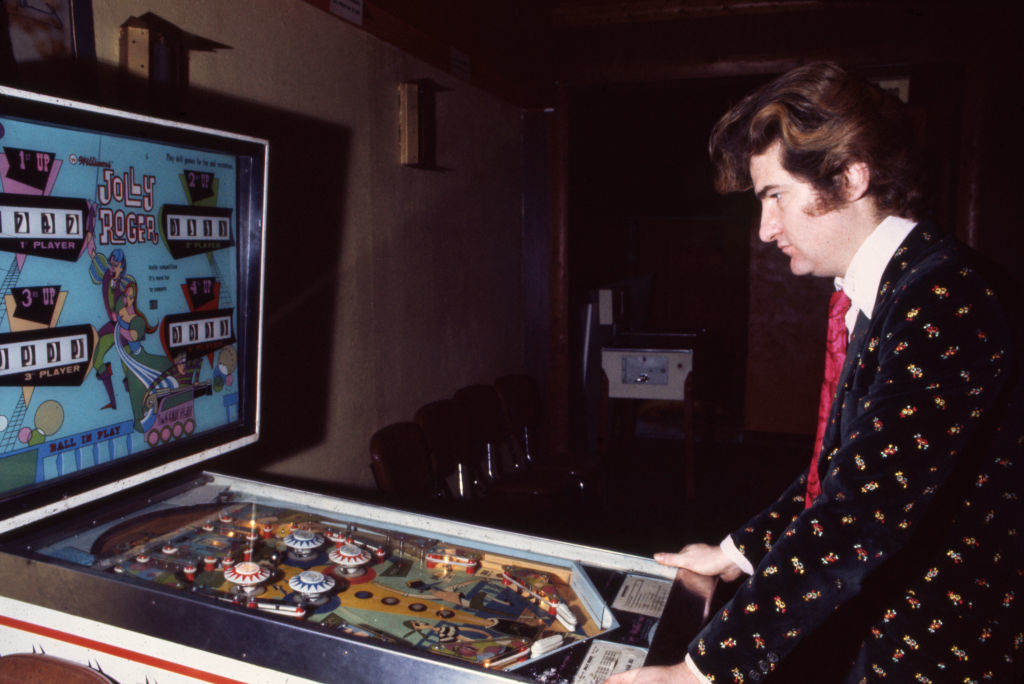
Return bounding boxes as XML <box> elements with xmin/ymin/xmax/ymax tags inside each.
<box><xmin>0</xmin><ymin>594</ymin><xmax>317</xmax><ymax>683</ymax></box>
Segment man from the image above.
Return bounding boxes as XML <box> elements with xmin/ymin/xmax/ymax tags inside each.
<box><xmin>606</xmin><ymin>62</ymin><xmax>1023</xmax><ymax>683</ymax></box>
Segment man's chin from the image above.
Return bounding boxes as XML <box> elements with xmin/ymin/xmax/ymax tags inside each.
<box><xmin>788</xmin><ymin>260</ymin><xmax>813</xmax><ymax>276</ymax></box>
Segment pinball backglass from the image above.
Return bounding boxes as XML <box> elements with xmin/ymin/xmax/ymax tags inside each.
<box><xmin>0</xmin><ymin>85</ymin><xmax>266</xmax><ymax>533</ymax></box>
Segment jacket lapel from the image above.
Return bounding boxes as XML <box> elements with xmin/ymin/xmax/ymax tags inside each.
<box><xmin>815</xmin><ymin>221</ymin><xmax>943</xmax><ymax>477</ymax></box>
<box><xmin>873</xmin><ymin>221</ymin><xmax>942</xmax><ymax>316</ymax></box>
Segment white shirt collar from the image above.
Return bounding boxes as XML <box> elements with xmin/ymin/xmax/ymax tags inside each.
<box><xmin>835</xmin><ymin>215</ymin><xmax>917</xmax><ymax>333</ymax></box>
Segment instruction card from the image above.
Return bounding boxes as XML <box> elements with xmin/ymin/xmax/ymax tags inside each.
<box><xmin>573</xmin><ymin>640</ymin><xmax>649</xmax><ymax>683</ymax></box>
<box><xmin>611</xmin><ymin>574</ymin><xmax>672</xmax><ymax>618</ymax></box>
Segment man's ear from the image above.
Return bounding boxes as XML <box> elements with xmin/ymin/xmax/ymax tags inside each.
<box><xmin>843</xmin><ymin>161</ymin><xmax>871</xmax><ymax>202</ymax></box>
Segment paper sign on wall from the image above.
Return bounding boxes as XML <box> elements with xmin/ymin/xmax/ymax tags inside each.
<box><xmin>330</xmin><ymin>0</ymin><xmax>363</xmax><ymax>26</ymax></box>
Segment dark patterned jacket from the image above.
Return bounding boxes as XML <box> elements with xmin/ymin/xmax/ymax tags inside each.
<box><xmin>688</xmin><ymin>223</ymin><xmax>1024</xmax><ymax>683</ymax></box>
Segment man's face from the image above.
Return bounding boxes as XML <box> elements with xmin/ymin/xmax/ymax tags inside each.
<box><xmin>750</xmin><ymin>142</ymin><xmax>857</xmax><ymax>278</ymax></box>
<box><xmin>110</xmin><ymin>258</ymin><xmax>124</xmax><ymax>281</ymax></box>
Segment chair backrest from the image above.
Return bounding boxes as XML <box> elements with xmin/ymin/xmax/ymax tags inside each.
<box><xmin>494</xmin><ymin>374</ymin><xmax>543</xmax><ymax>463</ymax></box>
<box><xmin>369</xmin><ymin>421</ymin><xmax>437</xmax><ymax>497</ymax></box>
<box><xmin>495</xmin><ymin>374</ymin><xmax>542</xmax><ymax>431</ymax></box>
<box><xmin>414</xmin><ymin>399</ymin><xmax>477</xmax><ymax>492</ymax></box>
<box><xmin>453</xmin><ymin>384</ymin><xmax>510</xmax><ymax>445</ymax></box>
<box><xmin>454</xmin><ymin>383</ymin><xmax>521</xmax><ymax>479</ymax></box>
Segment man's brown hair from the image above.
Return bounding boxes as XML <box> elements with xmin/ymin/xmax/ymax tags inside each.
<box><xmin>709</xmin><ymin>62</ymin><xmax>926</xmax><ymax>218</ymax></box>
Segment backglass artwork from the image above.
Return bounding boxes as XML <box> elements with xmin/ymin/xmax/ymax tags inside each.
<box><xmin>0</xmin><ymin>87</ymin><xmax>266</xmax><ymax>529</ymax></box>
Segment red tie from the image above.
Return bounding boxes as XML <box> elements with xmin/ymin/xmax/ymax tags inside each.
<box><xmin>805</xmin><ymin>289</ymin><xmax>852</xmax><ymax>508</ymax></box>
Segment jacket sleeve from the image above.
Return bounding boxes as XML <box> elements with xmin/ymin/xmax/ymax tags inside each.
<box><xmin>687</xmin><ymin>254</ymin><xmax>1014</xmax><ymax>682</ymax></box>
<box><xmin>728</xmin><ymin>470</ymin><xmax>808</xmax><ymax>570</ymax></box>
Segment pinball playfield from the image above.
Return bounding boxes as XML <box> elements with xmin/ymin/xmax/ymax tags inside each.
<box><xmin>0</xmin><ymin>473</ymin><xmax>711</xmax><ymax>683</ymax></box>
<box><xmin>79</xmin><ymin>499</ymin><xmax>604</xmax><ymax>672</ymax></box>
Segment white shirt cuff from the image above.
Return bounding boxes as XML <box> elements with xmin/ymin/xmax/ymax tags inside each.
<box><xmin>685</xmin><ymin>653</ymin><xmax>713</xmax><ymax>684</ymax></box>
<box><xmin>721</xmin><ymin>534</ymin><xmax>754</xmax><ymax>576</ymax></box>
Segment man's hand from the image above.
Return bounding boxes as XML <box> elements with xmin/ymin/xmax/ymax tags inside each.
<box><xmin>655</xmin><ymin>543</ymin><xmax>743</xmax><ymax>582</ymax></box>
<box><xmin>602</xmin><ymin>661</ymin><xmax>700</xmax><ymax>684</ymax></box>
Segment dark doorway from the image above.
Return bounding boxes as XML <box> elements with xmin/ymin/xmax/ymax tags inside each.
<box><xmin>567</xmin><ymin>76</ymin><xmax>764</xmax><ymax>445</ymax></box>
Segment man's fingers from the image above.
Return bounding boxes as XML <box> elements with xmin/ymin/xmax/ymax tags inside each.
<box><xmin>654</xmin><ymin>544</ymin><xmax>740</xmax><ymax>580</ymax></box>
<box><xmin>653</xmin><ymin>551</ymin><xmax>689</xmax><ymax>568</ymax></box>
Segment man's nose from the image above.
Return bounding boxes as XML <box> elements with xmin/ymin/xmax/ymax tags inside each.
<box><xmin>759</xmin><ymin>203</ymin><xmax>780</xmax><ymax>243</ymax></box>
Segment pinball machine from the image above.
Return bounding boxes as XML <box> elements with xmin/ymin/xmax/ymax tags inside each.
<box><xmin>0</xmin><ymin>86</ymin><xmax>712</xmax><ymax>683</ymax></box>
